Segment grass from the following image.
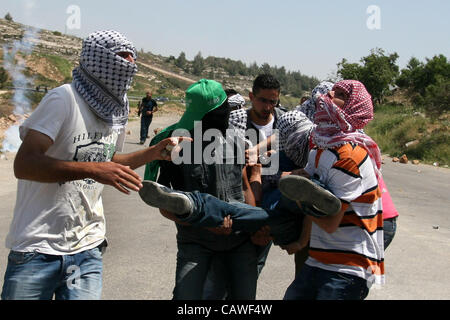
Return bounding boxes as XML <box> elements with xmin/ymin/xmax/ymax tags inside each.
<box><xmin>39</xmin><ymin>54</ymin><xmax>73</xmax><ymax>80</ymax></box>
<box><xmin>365</xmin><ymin>104</ymin><xmax>449</xmax><ymax>166</ymax></box>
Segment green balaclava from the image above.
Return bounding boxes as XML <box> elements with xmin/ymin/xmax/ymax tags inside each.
<box><xmin>144</xmin><ymin>79</ymin><xmax>227</xmax><ymax>181</ymax></box>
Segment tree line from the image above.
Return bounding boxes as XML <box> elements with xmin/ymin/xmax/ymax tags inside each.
<box><xmin>337</xmin><ymin>48</ymin><xmax>449</xmax><ymax>117</ymax></box>
<box><xmin>167</xmin><ymin>51</ymin><xmax>320</xmax><ymax>97</ymax></box>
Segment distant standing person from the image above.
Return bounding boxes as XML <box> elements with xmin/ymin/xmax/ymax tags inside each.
<box><xmin>139</xmin><ymin>91</ymin><xmax>158</xmax><ymax>144</ymax></box>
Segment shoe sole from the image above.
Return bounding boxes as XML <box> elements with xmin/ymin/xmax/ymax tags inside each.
<box><xmin>138</xmin><ymin>181</ymin><xmax>191</xmax><ymax>214</ymax></box>
<box><xmin>279</xmin><ymin>176</ymin><xmax>341</xmax><ymax>216</ymax></box>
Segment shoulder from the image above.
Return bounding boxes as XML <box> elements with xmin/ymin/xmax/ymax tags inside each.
<box><xmin>275</xmin><ymin>106</ymin><xmax>287</xmax><ymax>115</ymax></box>
<box><xmin>332</xmin><ymin>144</ymin><xmax>368</xmax><ymax>164</ymax></box>
<box><xmin>325</xmin><ymin>144</ymin><xmax>369</xmax><ymax>179</ymax></box>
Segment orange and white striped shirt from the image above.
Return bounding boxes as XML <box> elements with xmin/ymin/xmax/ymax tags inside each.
<box><xmin>304</xmin><ymin>143</ymin><xmax>385</xmax><ymax>285</ymax></box>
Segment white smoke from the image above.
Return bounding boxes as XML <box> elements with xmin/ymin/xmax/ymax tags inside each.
<box><xmin>1</xmin><ymin>27</ymin><xmax>40</xmax><ymax>153</ymax></box>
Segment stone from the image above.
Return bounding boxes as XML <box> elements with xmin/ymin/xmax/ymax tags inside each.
<box><xmin>392</xmin><ymin>157</ymin><xmax>400</xmax><ymax>162</ymax></box>
<box><xmin>399</xmin><ymin>154</ymin><xmax>408</xmax><ymax>164</ymax></box>
<box><xmin>412</xmin><ymin>160</ymin><xmax>420</xmax><ymax>165</ymax></box>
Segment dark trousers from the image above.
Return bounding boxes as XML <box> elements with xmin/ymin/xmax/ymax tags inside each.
<box><xmin>140</xmin><ymin>116</ymin><xmax>153</xmax><ymax>142</ymax></box>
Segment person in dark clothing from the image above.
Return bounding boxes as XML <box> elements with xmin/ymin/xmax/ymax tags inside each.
<box><xmin>143</xmin><ymin>79</ymin><xmax>261</xmax><ymax>300</ymax></box>
<box><xmin>139</xmin><ymin>92</ymin><xmax>158</xmax><ymax>144</ymax></box>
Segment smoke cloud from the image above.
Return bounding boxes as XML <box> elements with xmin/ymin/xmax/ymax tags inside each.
<box><xmin>1</xmin><ymin>27</ymin><xmax>40</xmax><ymax>153</ymax></box>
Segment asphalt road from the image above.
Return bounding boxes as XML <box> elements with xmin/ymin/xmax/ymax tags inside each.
<box><xmin>0</xmin><ymin>114</ymin><xmax>449</xmax><ymax>300</ymax></box>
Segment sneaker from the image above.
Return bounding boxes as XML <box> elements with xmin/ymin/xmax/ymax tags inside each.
<box><xmin>139</xmin><ymin>141</ymin><xmax>145</xmax><ymax>145</ymax></box>
<box><xmin>138</xmin><ymin>181</ymin><xmax>193</xmax><ymax>216</ymax></box>
<box><xmin>279</xmin><ymin>175</ymin><xmax>341</xmax><ymax>217</ymax></box>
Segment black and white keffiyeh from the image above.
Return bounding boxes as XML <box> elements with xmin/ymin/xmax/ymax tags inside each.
<box><xmin>228</xmin><ymin>108</ymin><xmax>247</xmax><ymax>135</ymax></box>
<box><xmin>227</xmin><ymin>93</ymin><xmax>246</xmax><ymax>110</ymax></box>
<box><xmin>276</xmin><ymin>110</ymin><xmax>314</xmax><ymax>168</ymax></box>
<box><xmin>72</xmin><ymin>30</ymin><xmax>138</xmax><ymax>130</ymax></box>
<box><xmin>296</xmin><ymin>81</ymin><xmax>334</xmax><ymax>122</ymax></box>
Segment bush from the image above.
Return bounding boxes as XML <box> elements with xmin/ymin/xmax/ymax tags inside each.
<box><xmin>5</xmin><ymin>13</ymin><xmax>13</xmax><ymax>21</ymax></box>
<box><xmin>406</xmin><ymin>131</ymin><xmax>450</xmax><ymax>165</ymax></box>
<box><xmin>365</xmin><ymin>103</ymin><xmax>449</xmax><ymax>165</ymax></box>
<box><xmin>423</xmin><ymin>76</ymin><xmax>450</xmax><ymax>117</ymax></box>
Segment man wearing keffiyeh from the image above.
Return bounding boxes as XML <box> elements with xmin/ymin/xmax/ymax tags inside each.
<box><xmin>280</xmin><ymin>80</ymin><xmax>385</xmax><ymax>300</ymax></box>
<box><xmin>1</xmin><ymin>30</ymin><xmax>188</xmax><ymax>300</ymax></box>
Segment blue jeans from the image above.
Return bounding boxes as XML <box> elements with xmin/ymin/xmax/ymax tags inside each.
<box><xmin>182</xmin><ymin>192</ymin><xmax>303</xmax><ymax>246</ymax></box>
<box><xmin>1</xmin><ymin>246</ymin><xmax>103</xmax><ymax>300</ymax></box>
<box><xmin>383</xmin><ymin>217</ymin><xmax>397</xmax><ymax>250</ymax></box>
<box><xmin>283</xmin><ymin>264</ymin><xmax>369</xmax><ymax>300</ymax></box>
<box><xmin>174</xmin><ymin>240</ymin><xmax>258</xmax><ymax>300</ymax></box>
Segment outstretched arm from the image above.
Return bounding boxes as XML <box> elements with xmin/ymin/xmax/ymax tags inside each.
<box><xmin>112</xmin><ymin>136</ymin><xmax>192</xmax><ymax>170</ymax></box>
<box><xmin>15</xmin><ymin>129</ymin><xmax>143</xmax><ymax>194</ymax></box>
<box><xmin>15</xmin><ymin>130</ymin><xmax>191</xmax><ymax>195</ymax></box>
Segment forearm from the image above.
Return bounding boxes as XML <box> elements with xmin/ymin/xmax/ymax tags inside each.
<box><xmin>256</xmin><ymin>134</ymin><xmax>276</xmax><ymax>154</ymax></box>
<box><xmin>309</xmin><ymin>203</ymin><xmax>348</xmax><ymax>234</ymax></box>
<box><xmin>112</xmin><ymin>146</ymin><xmax>159</xmax><ymax>170</ymax></box>
<box><xmin>249</xmin><ymin>181</ymin><xmax>262</xmax><ymax>206</ymax></box>
<box><xmin>299</xmin><ymin>216</ymin><xmax>312</xmax><ymax>247</ymax></box>
<box><xmin>14</xmin><ymin>151</ymin><xmax>97</xmax><ymax>183</ymax></box>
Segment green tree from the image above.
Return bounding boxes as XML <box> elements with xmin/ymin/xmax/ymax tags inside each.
<box><xmin>175</xmin><ymin>52</ymin><xmax>187</xmax><ymax>69</ymax></box>
<box><xmin>397</xmin><ymin>55</ymin><xmax>450</xmax><ymax>97</ymax></box>
<box><xmin>260</xmin><ymin>63</ymin><xmax>271</xmax><ymax>75</ymax></box>
<box><xmin>4</xmin><ymin>12</ymin><xmax>13</xmax><ymax>21</ymax></box>
<box><xmin>192</xmin><ymin>51</ymin><xmax>204</xmax><ymax>76</ymax></box>
<box><xmin>337</xmin><ymin>48</ymin><xmax>399</xmax><ymax>104</ymax></box>
<box><xmin>248</xmin><ymin>62</ymin><xmax>260</xmax><ymax>76</ymax></box>
<box><xmin>423</xmin><ymin>76</ymin><xmax>450</xmax><ymax>117</ymax></box>
<box><xmin>336</xmin><ymin>59</ymin><xmax>363</xmax><ymax>80</ymax></box>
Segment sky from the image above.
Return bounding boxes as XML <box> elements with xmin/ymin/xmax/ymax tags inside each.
<box><xmin>1</xmin><ymin>0</ymin><xmax>449</xmax><ymax>80</ymax></box>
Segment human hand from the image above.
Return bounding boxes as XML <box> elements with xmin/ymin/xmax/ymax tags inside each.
<box><xmin>206</xmin><ymin>215</ymin><xmax>233</xmax><ymax>235</ymax></box>
<box><xmin>251</xmin><ymin>226</ymin><xmax>273</xmax><ymax>246</ymax></box>
<box><xmin>92</xmin><ymin>162</ymin><xmax>143</xmax><ymax>195</ymax></box>
<box><xmin>280</xmin><ymin>240</ymin><xmax>305</xmax><ymax>255</ymax></box>
<box><xmin>245</xmin><ymin>146</ymin><xmax>258</xmax><ymax>165</ymax></box>
<box><xmin>289</xmin><ymin>169</ymin><xmax>310</xmax><ymax>179</ymax></box>
<box><xmin>155</xmin><ymin>136</ymin><xmax>193</xmax><ymax>161</ymax></box>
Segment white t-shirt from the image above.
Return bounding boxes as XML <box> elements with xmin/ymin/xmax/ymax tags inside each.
<box><xmin>5</xmin><ymin>83</ymin><xmax>125</xmax><ymax>255</ymax></box>
<box><xmin>251</xmin><ymin>117</ymin><xmax>274</xmax><ymax>141</ymax></box>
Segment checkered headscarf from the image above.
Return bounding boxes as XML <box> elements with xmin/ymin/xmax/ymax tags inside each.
<box><xmin>312</xmin><ymin>80</ymin><xmax>381</xmax><ymax>172</ymax></box>
<box><xmin>227</xmin><ymin>93</ymin><xmax>246</xmax><ymax>110</ymax></box>
<box><xmin>72</xmin><ymin>30</ymin><xmax>138</xmax><ymax>130</ymax></box>
<box><xmin>276</xmin><ymin>110</ymin><xmax>314</xmax><ymax>167</ymax></box>
<box><xmin>296</xmin><ymin>81</ymin><xmax>334</xmax><ymax>121</ymax></box>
